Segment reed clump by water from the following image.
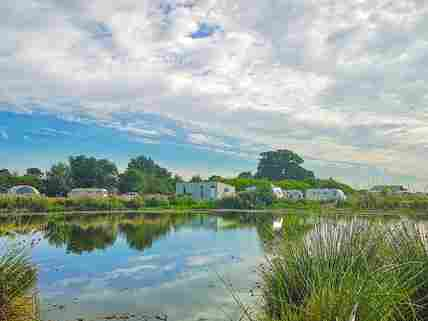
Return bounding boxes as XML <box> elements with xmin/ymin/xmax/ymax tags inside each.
<box><xmin>258</xmin><ymin>220</ymin><xmax>428</xmax><ymax>321</ymax></box>
<box><xmin>338</xmin><ymin>193</ymin><xmax>428</xmax><ymax>212</ymax></box>
<box><xmin>0</xmin><ymin>242</ymin><xmax>38</xmax><ymax>321</ymax></box>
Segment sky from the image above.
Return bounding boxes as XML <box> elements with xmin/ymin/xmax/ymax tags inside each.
<box><xmin>1</xmin><ymin>0</ymin><xmax>427</xmax><ymax>190</ymax></box>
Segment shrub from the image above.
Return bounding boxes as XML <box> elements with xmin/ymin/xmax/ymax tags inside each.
<box><xmin>145</xmin><ymin>197</ymin><xmax>170</xmax><ymax>208</ymax></box>
<box><xmin>125</xmin><ymin>196</ymin><xmax>145</xmax><ymax>209</ymax></box>
<box><xmin>0</xmin><ymin>243</ymin><xmax>38</xmax><ymax>321</ymax></box>
<box><xmin>168</xmin><ymin>195</ymin><xmax>196</xmax><ymax>208</ymax></box>
<box><xmin>257</xmin><ymin>221</ymin><xmax>428</xmax><ymax>321</ymax></box>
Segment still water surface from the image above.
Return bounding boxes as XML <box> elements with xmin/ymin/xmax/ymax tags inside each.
<box><xmin>0</xmin><ymin>213</ymin><xmax>289</xmax><ymax>321</ymax></box>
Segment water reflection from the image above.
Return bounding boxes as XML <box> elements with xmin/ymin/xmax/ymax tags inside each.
<box><xmin>46</xmin><ymin>223</ymin><xmax>118</xmax><ymax>254</ymax></box>
<box><xmin>1</xmin><ymin>211</ymin><xmax>379</xmax><ymax>321</ymax></box>
<box><xmin>0</xmin><ymin>213</ymin><xmax>289</xmax><ymax>255</ymax></box>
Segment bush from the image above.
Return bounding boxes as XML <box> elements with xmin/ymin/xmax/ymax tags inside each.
<box><xmin>168</xmin><ymin>195</ymin><xmax>196</xmax><ymax>208</ymax></box>
<box><xmin>272</xmin><ymin>199</ymin><xmax>322</xmax><ymax>211</ymax></box>
<box><xmin>339</xmin><ymin>193</ymin><xmax>428</xmax><ymax>212</ymax></box>
<box><xmin>125</xmin><ymin>196</ymin><xmax>145</xmax><ymax>209</ymax></box>
<box><xmin>145</xmin><ymin>197</ymin><xmax>170</xmax><ymax>208</ymax></box>
<box><xmin>0</xmin><ymin>195</ymin><xmax>147</xmax><ymax>212</ymax></box>
<box><xmin>0</xmin><ymin>243</ymin><xmax>38</xmax><ymax>321</ymax></box>
<box><xmin>215</xmin><ymin>188</ymin><xmax>275</xmax><ymax>210</ymax></box>
<box><xmin>257</xmin><ymin>221</ymin><xmax>428</xmax><ymax>321</ymax></box>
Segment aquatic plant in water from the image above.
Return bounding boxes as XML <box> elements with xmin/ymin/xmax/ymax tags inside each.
<box><xmin>0</xmin><ymin>238</ymin><xmax>38</xmax><ymax>321</ymax></box>
<box><xmin>256</xmin><ymin>220</ymin><xmax>428</xmax><ymax>321</ymax></box>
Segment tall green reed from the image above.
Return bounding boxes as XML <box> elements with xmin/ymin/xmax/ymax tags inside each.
<box><xmin>258</xmin><ymin>220</ymin><xmax>428</xmax><ymax>321</ymax></box>
<box><xmin>0</xmin><ymin>237</ymin><xmax>38</xmax><ymax>320</ymax></box>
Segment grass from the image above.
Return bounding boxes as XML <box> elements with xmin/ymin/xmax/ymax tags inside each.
<box><xmin>252</xmin><ymin>219</ymin><xmax>428</xmax><ymax>321</ymax></box>
<box><xmin>338</xmin><ymin>193</ymin><xmax>428</xmax><ymax>212</ymax></box>
<box><xmin>0</xmin><ymin>195</ymin><xmax>146</xmax><ymax>213</ymax></box>
<box><xmin>0</xmin><ymin>195</ymin><xmax>216</xmax><ymax>214</ymax></box>
<box><xmin>0</xmin><ymin>241</ymin><xmax>38</xmax><ymax>321</ymax></box>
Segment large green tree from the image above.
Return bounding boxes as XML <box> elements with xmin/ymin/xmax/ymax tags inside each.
<box><xmin>128</xmin><ymin>156</ymin><xmax>171</xmax><ymax>178</ymax></box>
<box><xmin>124</xmin><ymin>156</ymin><xmax>174</xmax><ymax>194</ymax></box>
<box><xmin>190</xmin><ymin>175</ymin><xmax>203</xmax><ymax>183</ymax></box>
<box><xmin>0</xmin><ymin>169</ymin><xmax>11</xmax><ymax>177</ymax></box>
<box><xmin>118</xmin><ymin>169</ymin><xmax>145</xmax><ymax>194</ymax></box>
<box><xmin>45</xmin><ymin>162</ymin><xmax>72</xmax><ymax>197</ymax></box>
<box><xmin>69</xmin><ymin>155</ymin><xmax>119</xmax><ymax>191</ymax></box>
<box><xmin>256</xmin><ymin>149</ymin><xmax>315</xmax><ymax>181</ymax></box>
<box><xmin>238</xmin><ymin>171</ymin><xmax>253</xmax><ymax>179</ymax></box>
<box><xmin>26</xmin><ymin>168</ymin><xmax>43</xmax><ymax>178</ymax></box>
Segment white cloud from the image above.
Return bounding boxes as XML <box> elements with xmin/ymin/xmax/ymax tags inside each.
<box><xmin>2</xmin><ymin>0</ymin><xmax>428</xmax><ymax>184</ymax></box>
<box><xmin>187</xmin><ymin>133</ymin><xmax>232</xmax><ymax>148</ymax></box>
<box><xmin>105</xmin><ymin>265</ymin><xmax>158</xmax><ymax>280</ymax></box>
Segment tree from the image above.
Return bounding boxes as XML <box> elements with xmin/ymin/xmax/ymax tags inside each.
<box><xmin>69</xmin><ymin>155</ymin><xmax>119</xmax><ymax>191</ymax></box>
<box><xmin>128</xmin><ymin>156</ymin><xmax>171</xmax><ymax>178</ymax></box>
<box><xmin>208</xmin><ymin>175</ymin><xmax>224</xmax><ymax>182</ymax></box>
<box><xmin>119</xmin><ymin>169</ymin><xmax>145</xmax><ymax>193</ymax></box>
<box><xmin>173</xmin><ymin>174</ymin><xmax>184</xmax><ymax>183</ymax></box>
<box><xmin>0</xmin><ymin>169</ymin><xmax>11</xmax><ymax>177</ymax></box>
<box><xmin>45</xmin><ymin>163</ymin><xmax>72</xmax><ymax>197</ymax></box>
<box><xmin>126</xmin><ymin>155</ymin><xmax>174</xmax><ymax>194</ymax></box>
<box><xmin>26</xmin><ymin>168</ymin><xmax>43</xmax><ymax>178</ymax></box>
<box><xmin>95</xmin><ymin>159</ymin><xmax>119</xmax><ymax>191</ymax></box>
<box><xmin>313</xmin><ymin>178</ymin><xmax>354</xmax><ymax>195</ymax></box>
<box><xmin>256</xmin><ymin>149</ymin><xmax>315</xmax><ymax>181</ymax></box>
<box><xmin>190</xmin><ymin>175</ymin><xmax>203</xmax><ymax>183</ymax></box>
<box><xmin>238</xmin><ymin>171</ymin><xmax>253</xmax><ymax>179</ymax></box>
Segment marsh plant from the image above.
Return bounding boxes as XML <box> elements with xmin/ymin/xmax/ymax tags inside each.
<box><xmin>0</xmin><ymin>238</ymin><xmax>38</xmax><ymax>321</ymax></box>
<box><xmin>254</xmin><ymin>220</ymin><xmax>428</xmax><ymax>321</ymax></box>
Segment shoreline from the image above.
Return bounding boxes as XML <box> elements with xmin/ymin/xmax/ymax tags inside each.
<box><xmin>0</xmin><ymin>207</ymin><xmax>426</xmax><ymax>217</ymax></box>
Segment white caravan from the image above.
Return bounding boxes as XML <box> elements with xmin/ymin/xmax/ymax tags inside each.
<box><xmin>305</xmin><ymin>189</ymin><xmax>346</xmax><ymax>202</ymax></box>
<box><xmin>284</xmin><ymin>189</ymin><xmax>304</xmax><ymax>201</ymax></box>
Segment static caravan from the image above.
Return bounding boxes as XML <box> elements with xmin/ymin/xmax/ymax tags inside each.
<box><xmin>245</xmin><ymin>185</ymin><xmax>285</xmax><ymax>198</ymax></box>
<box><xmin>284</xmin><ymin>189</ymin><xmax>304</xmax><ymax>201</ymax></box>
<box><xmin>369</xmin><ymin>185</ymin><xmax>408</xmax><ymax>195</ymax></box>
<box><xmin>176</xmin><ymin>182</ymin><xmax>235</xmax><ymax>201</ymax></box>
<box><xmin>8</xmin><ymin>185</ymin><xmax>40</xmax><ymax>197</ymax></box>
<box><xmin>305</xmin><ymin>189</ymin><xmax>346</xmax><ymax>202</ymax></box>
<box><xmin>68</xmin><ymin>188</ymin><xmax>109</xmax><ymax>198</ymax></box>
<box><xmin>272</xmin><ymin>186</ymin><xmax>285</xmax><ymax>199</ymax></box>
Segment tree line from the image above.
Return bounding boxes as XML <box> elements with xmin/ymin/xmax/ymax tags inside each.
<box><xmin>0</xmin><ymin>155</ymin><xmax>181</xmax><ymax>197</ymax></box>
<box><xmin>0</xmin><ymin>149</ymin><xmax>354</xmax><ymax>197</ymax></box>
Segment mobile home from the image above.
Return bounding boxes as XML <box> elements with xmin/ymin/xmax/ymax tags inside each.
<box><xmin>8</xmin><ymin>185</ymin><xmax>40</xmax><ymax>197</ymax></box>
<box><xmin>305</xmin><ymin>188</ymin><xmax>346</xmax><ymax>202</ymax></box>
<box><xmin>245</xmin><ymin>185</ymin><xmax>285</xmax><ymax>198</ymax></box>
<box><xmin>176</xmin><ymin>182</ymin><xmax>235</xmax><ymax>201</ymax></box>
<box><xmin>369</xmin><ymin>185</ymin><xmax>409</xmax><ymax>195</ymax></box>
<box><xmin>272</xmin><ymin>186</ymin><xmax>285</xmax><ymax>199</ymax></box>
<box><xmin>284</xmin><ymin>189</ymin><xmax>304</xmax><ymax>201</ymax></box>
<box><xmin>68</xmin><ymin>188</ymin><xmax>109</xmax><ymax>198</ymax></box>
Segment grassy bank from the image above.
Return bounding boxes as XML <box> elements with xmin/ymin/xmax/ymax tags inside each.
<box><xmin>2</xmin><ymin>192</ymin><xmax>428</xmax><ymax>215</ymax></box>
<box><xmin>338</xmin><ymin>193</ymin><xmax>428</xmax><ymax>212</ymax></box>
<box><xmin>0</xmin><ymin>195</ymin><xmax>147</xmax><ymax>213</ymax></box>
<box><xmin>0</xmin><ymin>241</ymin><xmax>38</xmax><ymax>321</ymax></box>
<box><xmin>253</xmin><ymin>220</ymin><xmax>428</xmax><ymax>321</ymax></box>
<box><xmin>0</xmin><ymin>194</ymin><xmax>322</xmax><ymax>214</ymax></box>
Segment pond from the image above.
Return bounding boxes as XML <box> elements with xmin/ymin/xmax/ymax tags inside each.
<box><xmin>0</xmin><ymin>212</ymin><xmax>294</xmax><ymax>321</ymax></box>
<box><xmin>1</xmin><ymin>212</ymin><xmax>418</xmax><ymax>321</ymax></box>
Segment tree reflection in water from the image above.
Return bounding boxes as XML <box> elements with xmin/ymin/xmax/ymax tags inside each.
<box><xmin>1</xmin><ymin>213</ymin><xmax>196</xmax><ymax>255</ymax></box>
<box><xmin>0</xmin><ymin>212</ymin><xmax>317</xmax><ymax>255</ymax></box>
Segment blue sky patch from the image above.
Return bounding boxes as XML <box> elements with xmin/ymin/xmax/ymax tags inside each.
<box><xmin>190</xmin><ymin>23</ymin><xmax>223</xmax><ymax>39</ymax></box>
<box><xmin>0</xmin><ymin>111</ymin><xmax>255</xmax><ymax>176</ymax></box>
